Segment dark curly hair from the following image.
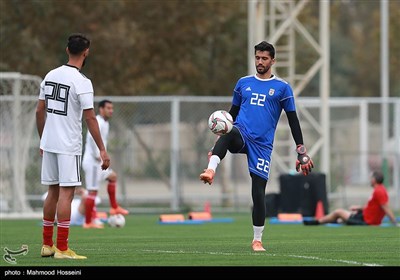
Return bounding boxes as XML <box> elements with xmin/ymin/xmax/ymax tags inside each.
<box><xmin>254</xmin><ymin>41</ymin><xmax>275</xmax><ymax>58</ymax></box>
<box><xmin>67</xmin><ymin>33</ymin><xmax>90</xmax><ymax>55</ymax></box>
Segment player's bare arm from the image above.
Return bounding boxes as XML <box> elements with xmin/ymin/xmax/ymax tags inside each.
<box><xmin>83</xmin><ymin>108</ymin><xmax>110</xmax><ymax>170</ymax></box>
<box><xmin>381</xmin><ymin>204</ymin><xmax>398</xmax><ymax>226</ymax></box>
<box><xmin>35</xmin><ymin>99</ymin><xmax>46</xmax><ymax>155</ymax></box>
<box><xmin>35</xmin><ymin>100</ymin><xmax>46</xmax><ymax>139</ymax></box>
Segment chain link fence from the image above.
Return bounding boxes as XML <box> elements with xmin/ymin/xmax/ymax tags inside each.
<box><xmin>1</xmin><ymin>73</ymin><xmax>399</xmax><ymax>215</ymax></box>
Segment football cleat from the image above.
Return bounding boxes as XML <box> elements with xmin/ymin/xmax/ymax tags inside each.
<box><xmin>199</xmin><ymin>169</ymin><xmax>215</xmax><ymax>185</ymax></box>
<box><xmin>110</xmin><ymin>206</ymin><xmax>129</xmax><ymax>216</ymax></box>
<box><xmin>41</xmin><ymin>245</ymin><xmax>56</xmax><ymax>257</ymax></box>
<box><xmin>252</xmin><ymin>240</ymin><xmax>266</xmax><ymax>252</ymax></box>
<box><xmin>83</xmin><ymin>222</ymin><xmax>104</xmax><ymax>229</ymax></box>
<box><xmin>54</xmin><ymin>248</ymin><xmax>87</xmax><ymax>259</ymax></box>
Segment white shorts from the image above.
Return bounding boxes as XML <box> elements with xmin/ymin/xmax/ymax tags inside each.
<box><xmin>82</xmin><ymin>158</ymin><xmax>113</xmax><ymax>191</ymax></box>
<box><xmin>41</xmin><ymin>151</ymin><xmax>82</xmax><ymax>187</ymax></box>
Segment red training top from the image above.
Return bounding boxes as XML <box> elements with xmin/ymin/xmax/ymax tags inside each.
<box><xmin>362</xmin><ymin>184</ymin><xmax>388</xmax><ymax>225</ymax></box>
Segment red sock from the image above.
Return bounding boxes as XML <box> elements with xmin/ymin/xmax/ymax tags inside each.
<box><xmin>42</xmin><ymin>219</ymin><xmax>54</xmax><ymax>246</ymax></box>
<box><xmin>56</xmin><ymin>219</ymin><xmax>70</xmax><ymax>251</ymax></box>
<box><xmin>85</xmin><ymin>195</ymin><xmax>96</xmax><ymax>224</ymax></box>
<box><xmin>107</xmin><ymin>181</ymin><xmax>118</xmax><ymax>209</ymax></box>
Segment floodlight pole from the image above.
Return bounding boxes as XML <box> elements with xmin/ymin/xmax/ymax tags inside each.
<box><xmin>380</xmin><ymin>0</ymin><xmax>389</xmax><ymax>185</ymax></box>
<box><xmin>320</xmin><ymin>0</ymin><xmax>330</xmax><ymax>181</ymax></box>
<box><xmin>248</xmin><ymin>0</ymin><xmax>265</xmax><ymax>75</ymax></box>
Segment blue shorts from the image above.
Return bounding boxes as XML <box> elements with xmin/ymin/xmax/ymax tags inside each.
<box><xmin>235</xmin><ymin>127</ymin><xmax>272</xmax><ymax>181</ymax></box>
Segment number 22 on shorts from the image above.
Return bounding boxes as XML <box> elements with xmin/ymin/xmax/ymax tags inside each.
<box><xmin>256</xmin><ymin>158</ymin><xmax>270</xmax><ymax>174</ymax></box>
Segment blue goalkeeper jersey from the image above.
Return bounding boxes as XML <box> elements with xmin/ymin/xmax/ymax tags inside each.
<box><xmin>232</xmin><ymin>74</ymin><xmax>296</xmax><ymax>150</ymax></box>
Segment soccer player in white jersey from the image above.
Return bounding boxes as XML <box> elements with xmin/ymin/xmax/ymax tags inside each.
<box><xmin>41</xmin><ymin>187</ymin><xmax>102</xmax><ymax>227</ymax></box>
<box><xmin>199</xmin><ymin>41</ymin><xmax>314</xmax><ymax>252</ymax></box>
<box><xmin>82</xmin><ymin>99</ymin><xmax>129</xmax><ymax>229</ymax></box>
<box><xmin>36</xmin><ymin>33</ymin><xmax>110</xmax><ymax>259</ymax></box>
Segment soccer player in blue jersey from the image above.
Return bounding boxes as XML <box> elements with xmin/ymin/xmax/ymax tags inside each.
<box><xmin>199</xmin><ymin>41</ymin><xmax>314</xmax><ymax>252</ymax></box>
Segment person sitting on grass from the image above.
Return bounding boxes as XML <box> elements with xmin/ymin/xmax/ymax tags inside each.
<box><xmin>304</xmin><ymin>171</ymin><xmax>398</xmax><ymax>226</ymax></box>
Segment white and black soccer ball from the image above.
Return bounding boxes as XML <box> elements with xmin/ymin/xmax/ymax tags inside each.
<box><xmin>108</xmin><ymin>214</ymin><xmax>126</xmax><ymax>228</ymax></box>
<box><xmin>208</xmin><ymin>110</ymin><xmax>233</xmax><ymax>136</ymax></box>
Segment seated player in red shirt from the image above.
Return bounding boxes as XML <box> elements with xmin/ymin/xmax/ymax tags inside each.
<box><xmin>304</xmin><ymin>171</ymin><xmax>398</xmax><ymax>226</ymax></box>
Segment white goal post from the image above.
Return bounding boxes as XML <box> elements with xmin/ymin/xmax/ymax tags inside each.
<box><xmin>0</xmin><ymin>72</ymin><xmax>42</xmax><ymax>214</ymax></box>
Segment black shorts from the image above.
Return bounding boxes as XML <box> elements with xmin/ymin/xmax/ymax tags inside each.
<box><xmin>346</xmin><ymin>210</ymin><xmax>367</xmax><ymax>225</ymax></box>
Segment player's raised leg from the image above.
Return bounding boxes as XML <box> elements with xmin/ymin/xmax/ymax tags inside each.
<box><xmin>200</xmin><ymin>126</ymin><xmax>244</xmax><ymax>185</ymax></box>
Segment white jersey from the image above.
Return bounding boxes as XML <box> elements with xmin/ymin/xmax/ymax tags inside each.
<box><xmin>83</xmin><ymin>115</ymin><xmax>109</xmax><ymax>162</ymax></box>
<box><xmin>39</xmin><ymin>65</ymin><xmax>94</xmax><ymax>155</ymax></box>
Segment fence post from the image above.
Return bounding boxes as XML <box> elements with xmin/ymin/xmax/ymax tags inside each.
<box><xmin>170</xmin><ymin>97</ymin><xmax>180</xmax><ymax>211</ymax></box>
<box><xmin>359</xmin><ymin>101</ymin><xmax>368</xmax><ymax>182</ymax></box>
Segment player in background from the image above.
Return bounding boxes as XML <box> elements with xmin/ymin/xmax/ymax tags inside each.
<box><xmin>199</xmin><ymin>41</ymin><xmax>314</xmax><ymax>252</ymax></box>
<box><xmin>82</xmin><ymin>99</ymin><xmax>128</xmax><ymax>229</ymax></box>
<box><xmin>41</xmin><ymin>187</ymin><xmax>104</xmax><ymax>227</ymax></box>
<box><xmin>36</xmin><ymin>33</ymin><xmax>110</xmax><ymax>259</ymax></box>
<box><xmin>304</xmin><ymin>171</ymin><xmax>398</xmax><ymax>226</ymax></box>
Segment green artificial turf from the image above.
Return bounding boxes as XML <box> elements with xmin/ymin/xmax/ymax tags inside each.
<box><xmin>1</xmin><ymin>213</ymin><xmax>399</xmax><ymax>267</ymax></box>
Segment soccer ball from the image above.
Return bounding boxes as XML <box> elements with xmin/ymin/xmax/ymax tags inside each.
<box><xmin>208</xmin><ymin>110</ymin><xmax>233</xmax><ymax>136</ymax></box>
<box><xmin>108</xmin><ymin>214</ymin><xmax>126</xmax><ymax>228</ymax></box>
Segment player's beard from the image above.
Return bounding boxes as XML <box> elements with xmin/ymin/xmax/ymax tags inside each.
<box><xmin>256</xmin><ymin>64</ymin><xmax>271</xmax><ymax>75</ymax></box>
<box><xmin>82</xmin><ymin>57</ymin><xmax>88</xmax><ymax>69</ymax></box>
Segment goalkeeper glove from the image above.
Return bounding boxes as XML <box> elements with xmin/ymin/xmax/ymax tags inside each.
<box><xmin>295</xmin><ymin>144</ymin><xmax>314</xmax><ymax>175</ymax></box>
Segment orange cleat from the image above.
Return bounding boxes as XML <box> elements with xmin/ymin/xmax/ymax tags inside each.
<box><xmin>251</xmin><ymin>240</ymin><xmax>266</xmax><ymax>252</ymax></box>
<box><xmin>199</xmin><ymin>169</ymin><xmax>215</xmax><ymax>185</ymax></box>
<box><xmin>110</xmin><ymin>206</ymin><xmax>129</xmax><ymax>216</ymax></box>
<box><xmin>83</xmin><ymin>222</ymin><xmax>104</xmax><ymax>229</ymax></box>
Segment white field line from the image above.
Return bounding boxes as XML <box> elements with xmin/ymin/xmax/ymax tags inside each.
<box><xmin>286</xmin><ymin>254</ymin><xmax>382</xmax><ymax>267</ymax></box>
<box><xmin>141</xmin><ymin>249</ymin><xmax>383</xmax><ymax>267</ymax></box>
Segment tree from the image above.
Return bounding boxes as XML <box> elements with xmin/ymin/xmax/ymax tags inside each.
<box><xmin>0</xmin><ymin>0</ymin><xmax>247</xmax><ymax>96</ymax></box>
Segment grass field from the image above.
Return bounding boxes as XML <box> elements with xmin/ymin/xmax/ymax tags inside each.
<box><xmin>1</xmin><ymin>213</ymin><xmax>399</xmax><ymax>269</ymax></box>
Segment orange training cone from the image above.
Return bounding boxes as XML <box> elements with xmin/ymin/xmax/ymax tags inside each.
<box><xmin>315</xmin><ymin>200</ymin><xmax>324</xmax><ymax>219</ymax></box>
